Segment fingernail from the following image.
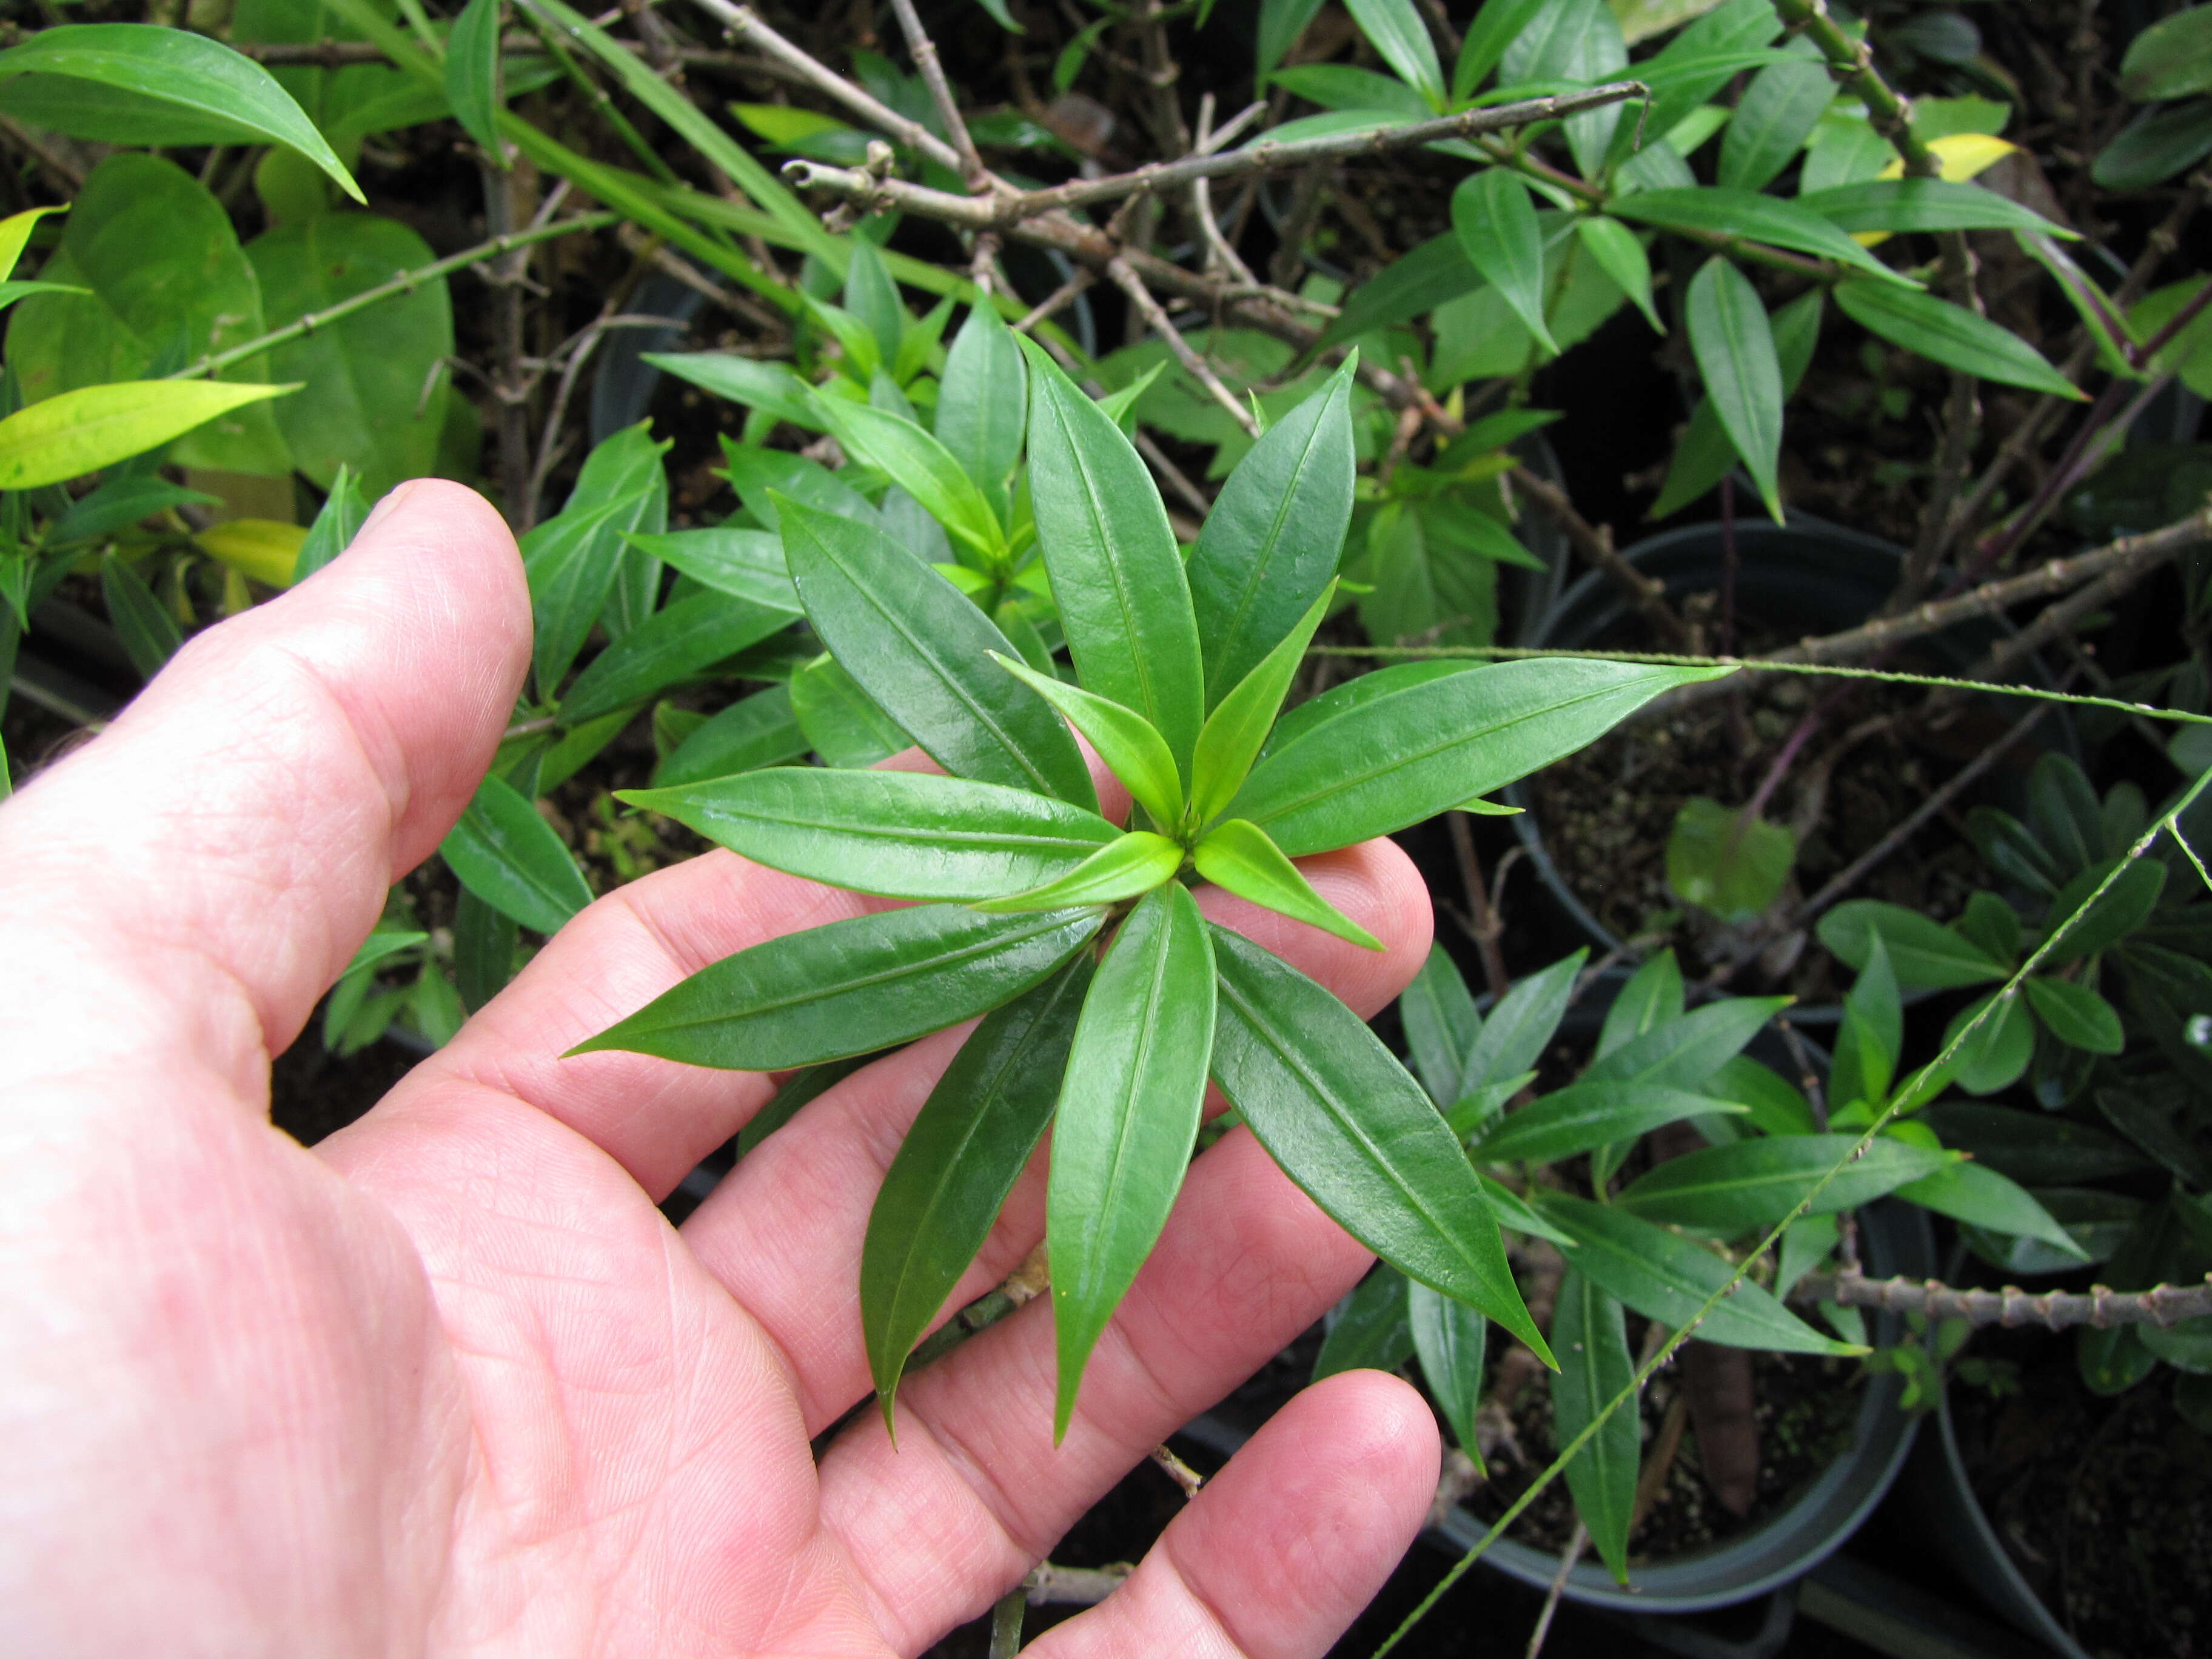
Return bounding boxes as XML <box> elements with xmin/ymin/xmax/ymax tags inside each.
<box><xmin>360</xmin><ymin>478</ymin><xmax>425</xmax><ymax>537</ymax></box>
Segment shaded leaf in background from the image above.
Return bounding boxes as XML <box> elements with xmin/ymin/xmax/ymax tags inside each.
<box><xmin>1551</xmin><ymin>1269</ymin><xmax>1637</xmax><ymax>1581</ymax></box>
<box><xmin>1685</xmin><ymin>256</ymin><xmax>1785</xmax><ymax>521</ymax></box>
<box><xmin>440</xmin><ymin>771</ymin><xmax>592</xmax><ymax>934</ymax></box>
<box><xmin>98</xmin><ymin>552</ymin><xmax>179</xmax><ymax>679</ymax></box>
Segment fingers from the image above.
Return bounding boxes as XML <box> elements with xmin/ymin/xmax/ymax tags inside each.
<box><xmin>1028</xmin><ymin>1372</ymin><xmax>1438</xmax><ymax>1659</ymax></box>
<box><xmin>0</xmin><ymin>481</ymin><xmax>529</xmax><ymax>1097</ymax></box>
<box><xmin>674</xmin><ymin>837</ymin><xmax>1433</xmax><ymax>1434</ymax></box>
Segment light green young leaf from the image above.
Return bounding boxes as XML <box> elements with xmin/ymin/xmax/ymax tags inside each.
<box><xmin>1191</xmin><ymin>585</ymin><xmax>1335</xmax><ymax>827</ymax></box>
<box><xmin>624</xmin><ymin>768</ymin><xmax>1119</xmax><ymax>900</ymax></box>
<box><xmin>863</xmin><ymin>954</ymin><xmax>1092</xmax><ymax>1425</ymax></box>
<box><xmin>972</xmin><ymin>830</ymin><xmax>1185</xmax><ymax>912</ymax></box>
<box><xmin>1452</xmin><ymin>170</ymin><xmax>1555</xmax><ymax>354</ymax></box>
<box><xmin>937</xmin><ymin>299</ymin><xmax>1026</xmax><ymax>504</ymax></box>
<box><xmin>0</xmin><ymin>204</ymin><xmax>61</xmax><ymax>284</ymax></box>
<box><xmin>1686</xmin><ymin>256</ymin><xmax>1786</xmax><ymax>522</ymax></box>
<box><xmin>1017</xmin><ymin>335</ymin><xmax>1206</xmax><ymax>773</ymax></box>
<box><xmin>0</xmin><ymin>380</ymin><xmax>295</xmax><ymax>490</ymax></box>
<box><xmin>1050</xmin><ymin>883</ymin><xmax>1216</xmax><ymax>1439</ymax></box>
<box><xmin>441</xmin><ymin>772</ymin><xmax>592</xmax><ymax>934</ymax></box>
<box><xmin>574</xmin><ymin>903</ymin><xmax>1105</xmax><ymax>1070</ymax></box>
<box><xmin>444</xmin><ymin>0</ymin><xmax>504</xmax><ymax>161</ymax></box>
<box><xmin>1579</xmin><ymin>996</ymin><xmax>1789</xmax><ymax>1094</ymax></box>
<box><xmin>1835</xmin><ymin>279</ymin><xmax>2084</xmax><ymax>398</ymax></box>
<box><xmin>1209</xmin><ymin>926</ymin><xmax>1550</xmax><ymax>1361</ymax></box>
<box><xmin>993</xmin><ymin>653</ymin><xmax>1184</xmax><ymax>831</ymax></box>
<box><xmin>810</xmin><ymin>396</ymin><xmax>1009</xmax><ymax>567</ymax></box>
<box><xmin>1409</xmin><ymin>1280</ymin><xmax>1486</xmax><ymax>1466</ymax></box>
<box><xmin>1192</xmin><ymin>818</ymin><xmax>1381</xmax><ymax>950</ymax></box>
<box><xmin>1551</xmin><ymin>1269</ymin><xmax>1637</xmax><ymax>1583</ymax></box>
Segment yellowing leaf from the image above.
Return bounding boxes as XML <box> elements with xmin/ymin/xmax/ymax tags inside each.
<box><xmin>1860</xmin><ymin>135</ymin><xmax>2020</xmax><ymax>244</ymax></box>
<box><xmin>0</xmin><ymin>203</ymin><xmax>62</xmax><ymax>283</ymax></box>
<box><xmin>198</xmin><ymin>517</ymin><xmax>308</xmax><ymax>587</ymax></box>
<box><xmin>0</xmin><ymin>379</ymin><xmax>297</xmax><ymax>490</ymax></box>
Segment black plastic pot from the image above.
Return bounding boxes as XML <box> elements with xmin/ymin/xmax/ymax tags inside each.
<box><xmin>1504</xmin><ymin>514</ymin><xmax>2076</xmax><ymax>1022</ymax></box>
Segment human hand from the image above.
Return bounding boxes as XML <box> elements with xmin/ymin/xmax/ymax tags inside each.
<box><xmin>0</xmin><ymin>480</ymin><xmax>1441</xmax><ymax>1657</ymax></box>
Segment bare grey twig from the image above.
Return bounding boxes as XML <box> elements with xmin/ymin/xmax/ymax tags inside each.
<box><xmin>1794</xmin><ymin>1270</ymin><xmax>2212</xmax><ymax>1329</ymax></box>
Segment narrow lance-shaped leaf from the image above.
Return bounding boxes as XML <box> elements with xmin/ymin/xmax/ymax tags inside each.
<box><xmin>1452</xmin><ymin>170</ymin><xmax>1556</xmax><ymax>355</ymax></box>
<box><xmin>1458</xmin><ymin>949</ymin><xmax>1585</xmax><ymax>1097</ymax></box>
<box><xmin>936</xmin><ymin>299</ymin><xmax>1026</xmax><ymax>509</ymax></box>
<box><xmin>1616</xmin><ymin>1134</ymin><xmax>1952</xmax><ymax>1233</ymax></box>
<box><xmin>1409</xmin><ymin>1281</ymin><xmax>1486</xmax><ymax>1469</ymax></box>
<box><xmin>863</xmin><ymin>953</ymin><xmax>1093</xmax><ymax>1426</ymax></box>
<box><xmin>1194</xmin><ymin>819</ymin><xmax>1381</xmax><ymax>950</ymax></box>
<box><xmin>1191</xmin><ymin>584</ymin><xmax>1335</xmax><ymax>828</ymax></box>
<box><xmin>1401</xmin><ymin>943</ymin><xmax>1480</xmax><ymax>1107</ymax></box>
<box><xmin>622</xmin><ymin>769</ymin><xmax>1119</xmax><ymax>900</ymax></box>
<box><xmin>1346</xmin><ymin>0</ymin><xmax>1444</xmax><ymax>106</ymax></box>
<box><xmin>1470</xmin><ymin>1083</ymin><xmax>1746</xmax><ymax>1165</ymax></box>
<box><xmin>558</xmin><ymin>589</ymin><xmax>793</xmax><ymax>723</ymax></box>
<box><xmin>1577</xmin><ymin>216</ymin><xmax>1662</xmax><ymax>334</ymax></box>
<box><xmin>1313</xmin><ymin>1266</ymin><xmax>1416</xmax><ymax>1381</ymax></box>
<box><xmin>1598</xmin><ymin>950</ymin><xmax>1684</xmax><ymax>1059</ymax></box>
<box><xmin>0</xmin><ymin>381</ymin><xmax>296</xmax><ymax>491</ymax></box>
<box><xmin>1551</xmin><ymin>1269</ymin><xmax>1638</xmax><ymax>1583</ymax></box>
<box><xmin>1686</xmin><ymin>256</ymin><xmax>1786</xmax><ymax>522</ymax></box>
<box><xmin>1208</xmin><ymin>926</ymin><xmax>1551</xmax><ymax>1361</ymax></box>
<box><xmin>441</xmin><ymin>772</ymin><xmax>593</xmax><ymax>935</ymax></box>
<box><xmin>1835</xmin><ymin>279</ymin><xmax>2085</xmax><ymax>399</ymax></box>
<box><xmin>98</xmin><ymin>552</ymin><xmax>179</xmax><ymax>680</ymax></box>
<box><xmin>1186</xmin><ymin>362</ymin><xmax>1355</xmax><ymax>704</ymax></box>
<box><xmin>1230</xmin><ymin>659</ymin><xmax>1729</xmax><ymax>857</ymax></box>
<box><xmin>574</xmin><ymin>903</ymin><xmax>1105</xmax><ymax>1071</ymax></box>
<box><xmin>624</xmin><ymin>528</ymin><xmax>800</xmax><ymax>614</ymax></box>
<box><xmin>1050</xmin><ymin>883</ymin><xmax>1216</xmax><ymax>1439</ymax></box>
<box><xmin>779</xmin><ymin>497</ymin><xmax>1095</xmax><ymax>807</ymax></box>
<box><xmin>1829</xmin><ymin>933</ymin><xmax>1901</xmax><ymax>1112</ymax></box>
<box><xmin>973</xmin><ymin>831</ymin><xmax>1185</xmax><ymax>913</ymax></box>
<box><xmin>1017</xmin><ymin>335</ymin><xmax>1205</xmax><ymax>774</ymax></box>
<box><xmin>810</xmin><ymin>397</ymin><xmax>1008</xmax><ymax>569</ymax></box>
<box><xmin>521</xmin><ymin>488</ymin><xmax>654</xmax><ymax>700</ymax></box>
<box><xmin>992</xmin><ymin>653</ymin><xmax>1183</xmax><ymax>831</ymax></box>
<box><xmin>652</xmin><ymin>685</ymin><xmax>807</xmax><ymax>788</ymax></box>
<box><xmin>444</xmin><ymin>0</ymin><xmax>504</xmax><ymax>162</ymax></box>
<box><xmin>292</xmin><ymin>463</ymin><xmax>370</xmax><ymax>584</ymax></box>
<box><xmin>1895</xmin><ymin>1159</ymin><xmax>2087</xmax><ymax>1256</ymax></box>
<box><xmin>1609</xmin><ymin>187</ymin><xmax>1916</xmax><ymax>284</ymax></box>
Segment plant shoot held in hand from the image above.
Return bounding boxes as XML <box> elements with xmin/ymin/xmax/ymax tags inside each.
<box><xmin>574</xmin><ymin>335</ymin><xmax>1729</xmax><ymax>1437</ymax></box>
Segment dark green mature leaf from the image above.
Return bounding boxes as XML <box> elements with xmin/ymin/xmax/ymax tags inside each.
<box><xmin>1610</xmin><ymin>188</ymin><xmax>1913</xmax><ymax>283</ymax></box>
<box><xmin>1313</xmin><ymin>1265</ymin><xmax>1416</xmax><ymax>1380</ymax></box>
<box><xmin>993</xmin><ymin>654</ymin><xmax>1182</xmax><ymax>830</ymax></box>
<box><xmin>1232</xmin><ymin>659</ymin><xmax>1729</xmax><ymax>857</ymax></box>
<box><xmin>1686</xmin><ymin>256</ymin><xmax>1786</xmax><ymax>521</ymax></box>
<box><xmin>626</xmin><ymin>527</ymin><xmax>800</xmax><ymax>613</ymax></box>
<box><xmin>1835</xmin><ymin>280</ymin><xmax>2083</xmax><ymax>398</ymax></box>
<box><xmin>292</xmin><ymin>464</ymin><xmax>370</xmax><ymax>584</ymax></box>
<box><xmin>1460</xmin><ymin>949</ymin><xmax>1585</xmax><ymax>1096</ymax></box>
<box><xmin>1469</xmin><ymin>1083</ymin><xmax>1744</xmax><ymax>1164</ymax></box>
<box><xmin>2025</xmin><ymin>975</ymin><xmax>2125</xmax><ymax>1053</ymax></box>
<box><xmin>1829</xmin><ymin>934</ymin><xmax>1901</xmax><ymax>1113</ymax></box>
<box><xmin>1649</xmin><ymin>286</ymin><xmax>1822</xmax><ymax>519</ymax></box>
<box><xmin>791</xmin><ymin>654</ymin><xmax>907</xmax><ymax>768</ymax></box>
<box><xmin>1717</xmin><ymin>49</ymin><xmax>1832</xmax><ymax>192</ymax></box>
<box><xmin>2094</xmin><ymin>101</ymin><xmax>2212</xmax><ymax>190</ymax></box>
<box><xmin>811</xmin><ymin>398</ymin><xmax>1007</xmax><ymax>568</ymax></box>
<box><xmin>576</xmin><ymin>903</ymin><xmax>1104</xmax><ymax>1070</ymax></box>
<box><xmin>651</xmin><ymin>353</ymin><xmax>823</xmax><ymax>431</ymax></box>
<box><xmin>863</xmin><ymin>953</ymin><xmax>1093</xmax><ymax>1422</ymax></box>
<box><xmin>1262</xmin><ymin>660</ymin><xmax>1472</xmax><ymax>759</ymax></box>
<box><xmin>522</xmin><ymin>490</ymin><xmax>654</xmax><ymax>699</ymax></box>
<box><xmin>842</xmin><ymin>236</ymin><xmax>905</xmax><ymax>371</ymax></box>
<box><xmin>1577</xmin><ymin>215</ymin><xmax>1662</xmax><ymax>333</ymax></box>
<box><xmin>1192</xmin><ymin>586</ymin><xmax>1335</xmax><ymax>826</ymax></box>
<box><xmin>444</xmin><ymin>0</ymin><xmax>503</xmax><ymax>159</ymax></box>
<box><xmin>0</xmin><ymin>24</ymin><xmax>360</xmax><ymax>199</ymax></box>
<box><xmin>1403</xmin><ymin>943</ymin><xmax>1481</xmax><ymax>1107</ymax></box>
<box><xmin>1818</xmin><ymin>900</ymin><xmax>2009</xmax><ymax>988</ymax></box>
<box><xmin>571</xmin><ymin>421</ymin><xmax>673</xmax><ymax>643</ymax></box>
<box><xmin>1313</xmin><ymin>232</ymin><xmax>1480</xmax><ymax>352</ymax></box>
<box><xmin>98</xmin><ymin>553</ymin><xmax>179</xmax><ymax>680</ymax></box>
<box><xmin>558</xmin><ymin>589</ymin><xmax>792</xmax><ymax>723</ymax></box>
<box><xmin>1209</xmin><ymin>926</ymin><xmax>1549</xmax><ymax>1359</ymax></box>
<box><xmin>1921</xmin><ymin>1102</ymin><xmax>2150</xmax><ymax>1185</ymax></box>
<box><xmin>779</xmin><ymin>498</ymin><xmax>1095</xmax><ymax>806</ymax></box>
<box><xmin>452</xmin><ymin>887</ymin><xmax>517</xmax><ymax>1013</ymax></box>
<box><xmin>936</xmin><ymin>300</ymin><xmax>1025</xmax><ymax>508</ymax></box>
<box><xmin>1409</xmin><ymin>1279</ymin><xmax>1486</xmax><ymax>1463</ymax></box>
<box><xmin>720</xmin><ymin>439</ymin><xmax>876</xmax><ymax>531</ymax></box>
<box><xmin>2045</xmin><ymin>857</ymin><xmax>2167</xmax><ymax>961</ymax></box>
<box><xmin>1193</xmin><ymin>817</ymin><xmax>1380</xmax><ymax>949</ymax></box>
<box><xmin>652</xmin><ymin>686</ymin><xmax>807</xmax><ymax>787</ymax></box>
<box><xmin>1540</xmin><ymin>1195</ymin><xmax>1864</xmax><ymax>1355</ymax></box>
<box><xmin>1258</xmin><ymin>0</ymin><xmax>1328</xmax><ymax>76</ymax></box>
<box><xmin>1453</xmin><ymin>0</ymin><xmax>1549</xmax><ymax>98</ymax></box>
<box><xmin>1598</xmin><ymin>951</ymin><xmax>1684</xmax><ymax>1059</ymax></box>
<box><xmin>1618</xmin><ymin>1135</ymin><xmax>1952</xmax><ymax>1232</ymax></box>
<box><xmin>2120</xmin><ymin>5</ymin><xmax>2212</xmax><ymax>101</ymax></box>
<box><xmin>1551</xmin><ymin>1269</ymin><xmax>1637</xmax><ymax>1583</ymax></box>
<box><xmin>625</xmin><ymin>768</ymin><xmax>1119</xmax><ymax>900</ymax></box>
<box><xmin>1018</xmin><ymin>335</ymin><xmax>1205</xmax><ymax>771</ymax></box>
<box><xmin>1050</xmin><ymin>883</ymin><xmax>1216</xmax><ymax>1438</ymax></box>
<box><xmin>1187</xmin><ymin>365</ymin><xmax>1355</xmax><ymax>704</ymax></box>
<box><xmin>974</xmin><ymin>830</ymin><xmax>1185</xmax><ymax>911</ymax></box>
<box><xmin>738</xmin><ymin>1054</ymin><xmax>872</xmax><ymax>1158</ymax></box>
<box><xmin>1452</xmin><ymin>170</ymin><xmax>1555</xmax><ymax>354</ymax></box>
<box><xmin>1895</xmin><ymin>1161</ymin><xmax>2086</xmax><ymax>1257</ymax></box>
<box><xmin>1798</xmin><ymin>179</ymin><xmax>2074</xmax><ymax>239</ymax></box>
<box><xmin>1581</xmin><ymin>996</ymin><xmax>1789</xmax><ymax>1093</ymax></box>
<box><xmin>1502</xmin><ymin>0</ymin><xmax>1624</xmax><ymax>176</ymax></box>
<box><xmin>441</xmin><ymin>773</ymin><xmax>592</xmax><ymax>934</ymax></box>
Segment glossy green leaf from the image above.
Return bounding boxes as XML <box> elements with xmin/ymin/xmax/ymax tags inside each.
<box><xmin>1551</xmin><ymin>1269</ymin><xmax>1637</xmax><ymax>1583</ymax></box>
<box><xmin>1191</xmin><ymin>586</ymin><xmax>1334</xmax><ymax>827</ymax></box>
<box><xmin>1469</xmin><ymin>1082</ymin><xmax>1743</xmax><ymax>1164</ymax></box>
<box><xmin>842</xmin><ymin>236</ymin><xmax>905</xmax><ymax>371</ymax></box>
<box><xmin>1501</xmin><ymin>0</ymin><xmax>1625</xmax><ymax>177</ymax></box>
<box><xmin>1577</xmin><ymin>216</ymin><xmax>1661</xmax><ymax>334</ymax></box>
<box><xmin>1313</xmin><ymin>232</ymin><xmax>1480</xmax><ymax>352</ymax></box>
<box><xmin>1459</xmin><ymin>950</ymin><xmax>1584</xmax><ymax>1096</ymax></box>
<box><xmin>1050</xmin><ymin>883</ymin><xmax>1215</xmax><ymax>1438</ymax></box>
<box><xmin>652</xmin><ymin>686</ymin><xmax>806</xmax><ymax>786</ymax></box>
<box><xmin>1409</xmin><ymin>1280</ymin><xmax>1486</xmax><ymax>1463</ymax></box>
<box><xmin>1580</xmin><ymin>996</ymin><xmax>1790</xmax><ymax>1094</ymax></box>
<box><xmin>1187</xmin><ymin>364</ymin><xmax>1355</xmax><ymax>705</ymax></box>
<box><xmin>626</xmin><ymin>768</ymin><xmax>1119</xmax><ymax>900</ymax></box>
<box><xmin>441</xmin><ymin>772</ymin><xmax>592</xmax><ymax>934</ymax></box>
<box><xmin>973</xmin><ymin>830</ymin><xmax>1185</xmax><ymax>912</ymax></box>
<box><xmin>625</xmin><ymin>527</ymin><xmax>800</xmax><ymax>613</ymax></box>
<box><xmin>520</xmin><ymin>489</ymin><xmax>652</xmax><ymax>700</ymax></box>
<box><xmin>558</xmin><ymin>589</ymin><xmax>791</xmax><ymax>723</ymax></box>
<box><xmin>0</xmin><ymin>24</ymin><xmax>360</xmax><ymax>201</ymax></box>
<box><xmin>1541</xmin><ymin>1194</ymin><xmax>1863</xmax><ymax>1355</ymax></box>
<box><xmin>577</xmin><ymin>903</ymin><xmax>1104</xmax><ymax>1071</ymax></box>
<box><xmin>1017</xmin><ymin>335</ymin><xmax>1205</xmax><ymax>773</ymax></box>
<box><xmin>1453</xmin><ymin>0</ymin><xmax>1549</xmax><ymax>98</ymax></box>
<box><xmin>1686</xmin><ymin>256</ymin><xmax>1786</xmax><ymax>521</ymax></box>
<box><xmin>1798</xmin><ymin>179</ymin><xmax>2073</xmax><ymax>239</ymax></box>
<box><xmin>1447</xmin><ymin>1074</ymin><xmax>1534</xmax><ymax>1141</ymax></box>
<box><xmin>1209</xmin><ymin>925</ymin><xmax>1549</xmax><ymax>1359</ymax></box>
<box><xmin>1649</xmin><ymin>286</ymin><xmax>1822</xmax><ymax>519</ymax></box>
<box><xmin>1618</xmin><ymin>1134</ymin><xmax>1952</xmax><ymax>1233</ymax></box>
<box><xmin>1192</xmin><ymin>817</ymin><xmax>1381</xmax><ymax>950</ymax></box>
<box><xmin>452</xmin><ymin>886</ymin><xmax>517</xmax><ymax>1013</ymax></box>
<box><xmin>1313</xmin><ymin>1265</ymin><xmax>1415</xmax><ymax>1380</ymax></box>
<box><xmin>811</xmin><ymin>397</ymin><xmax>1007</xmax><ymax>568</ymax></box>
<box><xmin>1708</xmin><ymin>1056</ymin><xmax>1815</xmax><ymax>1138</ymax></box>
<box><xmin>1610</xmin><ymin>187</ymin><xmax>1913</xmax><ymax>283</ymax></box>
<box><xmin>1347</xmin><ymin>0</ymin><xmax>1444</xmax><ymax>107</ymax></box>
<box><xmin>1262</xmin><ymin>660</ymin><xmax>1471</xmax><ymax>760</ymax></box>
<box><xmin>863</xmin><ymin>953</ymin><xmax>1093</xmax><ymax>1423</ymax></box>
<box><xmin>1817</xmin><ymin>900</ymin><xmax>2009</xmax><ymax>988</ymax></box>
<box><xmin>1403</xmin><ymin>943</ymin><xmax>1481</xmax><ymax>1107</ymax></box>
<box><xmin>1835</xmin><ymin>280</ymin><xmax>2083</xmax><ymax>398</ymax></box>
<box><xmin>1452</xmin><ymin>170</ymin><xmax>1555</xmax><ymax>355</ymax></box>
<box><xmin>779</xmin><ymin>499</ymin><xmax>1095</xmax><ymax>806</ymax></box>
<box><xmin>445</xmin><ymin>0</ymin><xmax>503</xmax><ymax>159</ymax></box>
<box><xmin>1231</xmin><ymin>659</ymin><xmax>1729</xmax><ymax>857</ymax></box>
<box><xmin>98</xmin><ymin>552</ymin><xmax>180</xmax><ymax>680</ymax></box>
<box><xmin>1258</xmin><ymin>0</ymin><xmax>1327</xmax><ymax>76</ymax></box>
<box><xmin>937</xmin><ymin>300</ymin><xmax>1026</xmax><ymax>504</ymax></box>
<box><xmin>2120</xmin><ymin>5</ymin><xmax>2212</xmax><ymax>100</ymax></box>
<box><xmin>651</xmin><ymin>353</ymin><xmax>822</xmax><ymax>431</ymax></box>
<box><xmin>2024</xmin><ymin>975</ymin><xmax>2125</xmax><ymax>1054</ymax></box>
<box><xmin>0</xmin><ymin>380</ymin><xmax>295</xmax><ymax>491</ymax></box>
<box><xmin>1598</xmin><ymin>951</ymin><xmax>1684</xmax><ymax>1060</ymax></box>
<box><xmin>993</xmin><ymin>654</ymin><xmax>1184</xmax><ymax>831</ymax></box>
<box><xmin>1895</xmin><ymin>1161</ymin><xmax>2087</xmax><ymax>1258</ymax></box>
<box><xmin>791</xmin><ymin>654</ymin><xmax>907</xmax><ymax>768</ymax></box>
<box><xmin>293</xmin><ymin>464</ymin><xmax>370</xmax><ymax>584</ymax></box>
<box><xmin>1716</xmin><ymin>50</ymin><xmax>1832</xmax><ymax>192</ymax></box>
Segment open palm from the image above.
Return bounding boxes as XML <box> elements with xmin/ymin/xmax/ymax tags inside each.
<box><xmin>0</xmin><ymin>482</ymin><xmax>1440</xmax><ymax>1658</ymax></box>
